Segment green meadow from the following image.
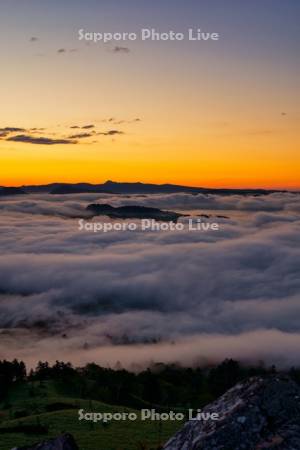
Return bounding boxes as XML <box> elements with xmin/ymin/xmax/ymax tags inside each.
<box><xmin>0</xmin><ymin>380</ymin><xmax>183</xmax><ymax>450</ymax></box>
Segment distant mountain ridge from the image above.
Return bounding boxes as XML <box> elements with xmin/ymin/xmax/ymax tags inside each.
<box><xmin>0</xmin><ymin>187</ymin><xmax>26</xmax><ymax>196</ymax></box>
<box><xmin>12</xmin><ymin>181</ymin><xmax>286</xmax><ymax>196</ymax></box>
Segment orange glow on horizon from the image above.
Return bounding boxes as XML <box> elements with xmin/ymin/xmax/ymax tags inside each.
<box><xmin>0</xmin><ymin>2</ymin><xmax>299</xmax><ymax>194</ymax></box>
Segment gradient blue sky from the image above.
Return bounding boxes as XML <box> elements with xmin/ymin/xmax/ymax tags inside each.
<box><xmin>0</xmin><ymin>0</ymin><xmax>299</xmax><ymax>188</ymax></box>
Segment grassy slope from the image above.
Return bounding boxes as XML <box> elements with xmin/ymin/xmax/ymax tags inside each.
<box><xmin>0</xmin><ymin>381</ymin><xmax>183</xmax><ymax>450</ymax></box>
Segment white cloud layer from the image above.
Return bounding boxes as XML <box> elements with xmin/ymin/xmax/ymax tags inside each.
<box><xmin>0</xmin><ymin>192</ymin><xmax>299</xmax><ymax>368</ymax></box>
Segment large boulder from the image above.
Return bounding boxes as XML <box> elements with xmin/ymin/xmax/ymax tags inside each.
<box><xmin>12</xmin><ymin>433</ymin><xmax>79</xmax><ymax>450</ymax></box>
<box><xmin>163</xmin><ymin>376</ymin><xmax>300</xmax><ymax>450</ymax></box>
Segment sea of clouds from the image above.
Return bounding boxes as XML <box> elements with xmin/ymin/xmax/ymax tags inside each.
<box><xmin>0</xmin><ymin>191</ymin><xmax>299</xmax><ymax>369</ymax></box>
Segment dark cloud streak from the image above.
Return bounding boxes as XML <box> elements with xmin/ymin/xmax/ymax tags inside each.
<box><xmin>7</xmin><ymin>135</ymin><xmax>77</xmax><ymax>145</ymax></box>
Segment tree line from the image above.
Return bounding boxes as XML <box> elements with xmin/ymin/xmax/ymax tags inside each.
<box><xmin>1</xmin><ymin>358</ymin><xmax>300</xmax><ymax>409</ymax></box>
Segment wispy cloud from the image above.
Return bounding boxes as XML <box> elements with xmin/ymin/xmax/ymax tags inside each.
<box><xmin>7</xmin><ymin>135</ymin><xmax>77</xmax><ymax>145</ymax></box>
<box><xmin>0</xmin><ymin>127</ymin><xmax>27</xmax><ymax>138</ymax></box>
<box><xmin>68</xmin><ymin>132</ymin><xmax>93</xmax><ymax>139</ymax></box>
<box><xmin>112</xmin><ymin>46</ymin><xmax>130</xmax><ymax>54</ymax></box>
<box><xmin>0</xmin><ymin>127</ymin><xmax>26</xmax><ymax>133</ymax></box>
<box><xmin>113</xmin><ymin>118</ymin><xmax>141</xmax><ymax>125</ymax></box>
<box><xmin>57</xmin><ymin>48</ymin><xmax>79</xmax><ymax>54</ymax></box>
<box><xmin>0</xmin><ymin>118</ymin><xmax>135</xmax><ymax>147</ymax></box>
<box><xmin>98</xmin><ymin>130</ymin><xmax>124</xmax><ymax>136</ymax></box>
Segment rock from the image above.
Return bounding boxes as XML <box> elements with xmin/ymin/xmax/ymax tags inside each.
<box><xmin>11</xmin><ymin>433</ymin><xmax>79</xmax><ymax>450</ymax></box>
<box><xmin>237</xmin><ymin>416</ymin><xmax>247</xmax><ymax>424</ymax></box>
<box><xmin>163</xmin><ymin>376</ymin><xmax>300</xmax><ymax>450</ymax></box>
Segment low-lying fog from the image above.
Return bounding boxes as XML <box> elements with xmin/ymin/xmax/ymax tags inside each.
<box><xmin>0</xmin><ymin>191</ymin><xmax>299</xmax><ymax>369</ymax></box>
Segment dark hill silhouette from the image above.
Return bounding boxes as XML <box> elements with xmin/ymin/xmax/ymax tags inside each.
<box><xmin>17</xmin><ymin>181</ymin><xmax>284</xmax><ymax>196</ymax></box>
<box><xmin>50</xmin><ymin>184</ymin><xmax>113</xmax><ymax>194</ymax></box>
<box><xmin>0</xmin><ymin>187</ymin><xmax>26</xmax><ymax>196</ymax></box>
<box><xmin>86</xmin><ymin>203</ymin><xmax>182</xmax><ymax>221</ymax></box>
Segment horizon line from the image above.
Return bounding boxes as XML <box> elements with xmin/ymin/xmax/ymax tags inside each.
<box><xmin>1</xmin><ymin>180</ymin><xmax>300</xmax><ymax>192</ymax></box>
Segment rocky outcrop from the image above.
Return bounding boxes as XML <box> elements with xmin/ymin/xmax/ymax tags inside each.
<box><xmin>12</xmin><ymin>433</ymin><xmax>79</xmax><ymax>450</ymax></box>
<box><xmin>163</xmin><ymin>376</ymin><xmax>300</xmax><ymax>450</ymax></box>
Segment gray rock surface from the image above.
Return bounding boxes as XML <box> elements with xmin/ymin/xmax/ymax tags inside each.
<box><xmin>163</xmin><ymin>376</ymin><xmax>300</xmax><ymax>450</ymax></box>
<box><xmin>11</xmin><ymin>433</ymin><xmax>79</xmax><ymax>450</ymax></box>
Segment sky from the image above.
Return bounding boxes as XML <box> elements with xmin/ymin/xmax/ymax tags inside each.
<box><xmin>0</xmin><ymin>0</ymin><xmax>299</xmax><ymax>188</ymax></box>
